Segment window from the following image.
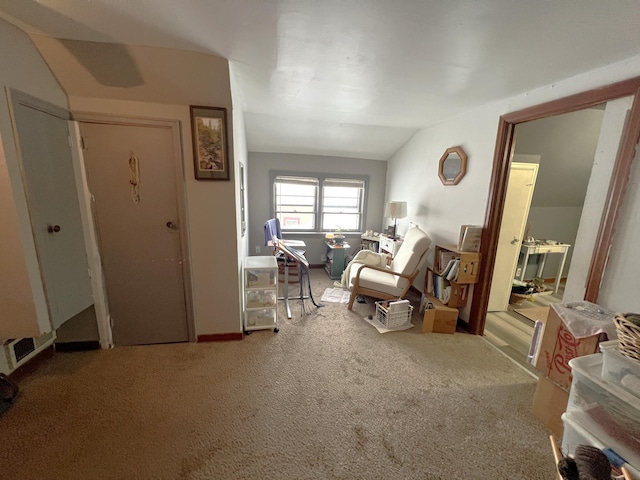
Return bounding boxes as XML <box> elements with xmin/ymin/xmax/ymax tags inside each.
<box><xmin>273</xmin><ymin>174</ymin><xmax>367</xmax><ymax>232</ymax></box>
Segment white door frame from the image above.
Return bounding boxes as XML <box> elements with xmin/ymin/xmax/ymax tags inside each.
<box><xmin>70</xmin><ymin>113</ymin><xmax>195</xmax><ymax>347</ymax></box>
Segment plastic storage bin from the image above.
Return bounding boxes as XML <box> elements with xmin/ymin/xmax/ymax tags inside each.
<box><xmin>245</xmin><ymin>289</ymin><xmax>277</xmax><ymax>309</ymax></box>
<box><xmin>375</xmin><ymin>299</ymin><xmax>413</xmax><ymax>328</ymax></box>
<box><xmin>567</xmin><ymin>354</ymin><xmax>640</xmax><ymax>469</ymax></box>
<box><xmin>243</xmin><ymin>256</ymin><xmax>278</xmax><ymax>333</ymax></box>
<box><xmin>561</xmin><ymin>411</ymin><xmax>640</xmax><ymax>478</ymax></box>
<box><xmin>245</xmin><ymin>308</ymin><xmax>277</xmax><ymax>328</ymax></box>
<box><xmin>600</xmin><ymin>339</ymin><xmax>640</xmax><ymax>399</ymax></box>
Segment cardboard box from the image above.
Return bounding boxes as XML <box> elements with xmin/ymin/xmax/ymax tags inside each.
<box><xmin>422</xmin><ymin>295</ymin><xmax>458</xmax><ymax>334</ymax></box>
<box><xmin>533</xmin><ymin>304</ymin><xmax>606</xmax><ymax>390</ymax></box>
<box><xmin>532</xmin><ymin>375</ymin><xmax>569</xmax><ymax>439</ymax></box>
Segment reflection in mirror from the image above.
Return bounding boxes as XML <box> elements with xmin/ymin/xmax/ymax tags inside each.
<box><xmin>438</xmin><ymin>146</ymin><xmax>468</xmax><ymax>185</ymax></box>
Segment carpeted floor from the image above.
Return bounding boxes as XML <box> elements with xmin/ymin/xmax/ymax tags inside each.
<box><xmin>0</xmin><ymin>269</ymin><xmax>556</xmax><ymax>479</ymax></box>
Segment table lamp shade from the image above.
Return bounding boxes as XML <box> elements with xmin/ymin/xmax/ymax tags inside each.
<box><xmin>385</xmin><ymin>201</ymin><xmax>407</xmax><ymax>220</ymax></box>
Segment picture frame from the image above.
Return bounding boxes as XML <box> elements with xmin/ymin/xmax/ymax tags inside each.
<box><xmin>189</xmin><ymin>105</ymin><xmax>229</xmax><ymax>180</ymax></box>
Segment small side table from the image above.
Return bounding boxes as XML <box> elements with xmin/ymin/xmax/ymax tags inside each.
<box><xmin>324</xmin><ymin>242</ymin><xmax>351</xmax><ymax>279</ymax></box>
<box><xmin>519</xmin><ymin>242</ymin><xmax>571</xmax><ymax>293</ymax></box>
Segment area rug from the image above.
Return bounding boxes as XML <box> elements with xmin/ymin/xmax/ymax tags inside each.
<box><xmin>514</xmin><ymin>306</ymin><xmax>550</xmax><ymax>323</ymax></box>
<box><xmin>320</xmin><ymin>287</ymin><xmax>351</xmax><ymax>303</ymax></box>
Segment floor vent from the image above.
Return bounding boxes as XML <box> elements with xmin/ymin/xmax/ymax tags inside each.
<box><xmin>3</xmin><ymin>331</ymin><xmax>55</xmax><ymax>370</ymax></box>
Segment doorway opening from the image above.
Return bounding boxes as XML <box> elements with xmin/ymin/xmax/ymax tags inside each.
<box><xmin>483</xmin><ymin>106</ymin><xmax>606</xmax><ymax>369</ymax></box>
<box><xmin>469</xmin><ymin>76</ymin><xmax>640</xmax><ymax>343</ymax></box>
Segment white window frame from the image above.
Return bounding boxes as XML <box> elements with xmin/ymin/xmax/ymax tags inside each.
<box><xmin>271</xmin><ymin>171</ymin><xmax>369</xmax><ymax>233</ymax></box>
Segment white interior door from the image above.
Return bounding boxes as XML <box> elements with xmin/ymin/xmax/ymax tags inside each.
<box><xmin>80</xmin><ymin>120</ymin><xmax>190</xmax><ymax>346</ymax></box>
<box><xmin>488</xmin><ymin>159</ymin><xmax>539</xmax><ymax>311</ymax></box>
<box><xmin>11</xmin><ymin>90</ymin><xmax>93</xmax><ymax>329</ymax></box>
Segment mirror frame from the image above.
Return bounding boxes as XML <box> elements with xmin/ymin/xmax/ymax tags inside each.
<box><xmin>438</xmin><ymin>146</ymin><xmax>468</xmax><ymax>185</ymax></box>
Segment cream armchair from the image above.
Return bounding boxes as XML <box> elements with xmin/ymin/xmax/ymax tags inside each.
<box><xmin>347</xmin><ymin>226</ymin><xmax>432</xmax><ymax>310</ymax></box>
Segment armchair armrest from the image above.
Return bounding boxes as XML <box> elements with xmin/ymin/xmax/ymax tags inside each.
<box><xmin>353</xmin><ymin>263</ymin><xmax>415</xmax><ymax>283</ymax></box>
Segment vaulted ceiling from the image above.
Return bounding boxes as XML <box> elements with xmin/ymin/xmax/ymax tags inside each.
<box><xmin>2</xmin><ymin>0</ymin><xmax>640</xmax><ymax>160</ymax></box>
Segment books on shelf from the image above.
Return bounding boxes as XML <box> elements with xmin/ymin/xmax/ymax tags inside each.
<box><xmin>446</xmin><ymin>258</ymin><xmax>460</xmax><ymax>281</ymax></box>
<box><xmin>426</xmin><ymin>267</ymin><xmax>469</xmax><ymax>306</ymax></box>
<box><xmin>437</xmin><ymin>250</ymin><xmax>457</xmax><ymax>272</ymax></box>
<box><xmin>458</xmin><ymin>225</ymin><xmax>482</xmax><ymax>252</ymax></box>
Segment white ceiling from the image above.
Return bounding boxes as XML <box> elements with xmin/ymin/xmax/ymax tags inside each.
<box><xmin>2</xmin><ymin>0</ymin><xmax>640</xmax><ymax>160</ymax></box>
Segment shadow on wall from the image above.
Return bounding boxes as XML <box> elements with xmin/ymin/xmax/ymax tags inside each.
<box><xmin>60</xmin><ymin>39</ymin><xmax>143</xmax><ymax>87</ymax></box>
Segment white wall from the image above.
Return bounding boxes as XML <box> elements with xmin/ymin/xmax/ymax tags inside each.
<box><xmin>231</xmin><ymin>64</ymin><xmax>249</xmax><ymax>328</ymax></box>
<box><xmin>386</xmin><ymin>55</ymin><xmax>640</xmax><ymax>320</ymax></box>
<box><xmin>0</xmin><ymin>19</ymin><xmax>69</xmax><ymax>338</ymax></box>
<box><xmin>247</xmin><ymin>152</ymin><xmax>387</xmax><ymax>264</ymax></box>
<box><xmin>599</xmin><ymin>146</ymin><xmax>640</xmax><ymax>311</ymax></box>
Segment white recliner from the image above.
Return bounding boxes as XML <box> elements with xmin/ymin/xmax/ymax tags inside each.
<box><xmin>347</xmin><ymin>226</ymin><xmax>432</xmax><ymax>310</ymax></box>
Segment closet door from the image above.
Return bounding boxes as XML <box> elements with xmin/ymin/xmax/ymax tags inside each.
<box><xmin>11</xmin><ymin>90</ymin><xmax>93</xmax><ymax>329</ymax></box>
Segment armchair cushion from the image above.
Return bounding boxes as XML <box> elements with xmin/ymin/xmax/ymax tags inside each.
<box><xmin>391</xmin><ymin>227</ymin><xmax>432</xmax><ymax>276</ymax></box>
<box><xmin>348</xmin><ymin>263</ymin><xmax>405</xmax><ymax>298</ymax></box>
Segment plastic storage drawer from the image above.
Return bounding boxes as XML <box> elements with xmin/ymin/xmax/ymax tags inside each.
<box><xmin>244</xmin><ymin>289</ymin><xmax>277</xmax><ymax>309</ymax></box>
<box><xmin>561</xmin><ymin>411</ymin><xmax>640</xmax><ymax>477</ymax></box>
<box><xmin>567</xmin><ymin>354</ymin><xmax>640</xmax><ymax>469</ymax></box>
<box><xmin>244</xmin><ymin>308</ymin><xmax>276</xmax><ymax>328</ymax></box>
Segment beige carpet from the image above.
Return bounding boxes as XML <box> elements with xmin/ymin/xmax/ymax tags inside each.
<box><xmin>0</xmin><ymin>269</ymin><xmax>555</xmax><ymax>479</ymax></box>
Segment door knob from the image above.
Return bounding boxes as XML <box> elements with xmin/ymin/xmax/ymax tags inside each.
<box><xmin>166</xmin><ymin>221</ymin><xmax>178</xmax><ymax>231</ymax></box>
<box><xmin>47</xmin><ymin>224</ymin><xmax>61</xmax><ymax>233</ymax></box>
<box><xmin>510</xmin><ymin>236</ymin><xmax>519</xmax><ymax>245</ymax></box>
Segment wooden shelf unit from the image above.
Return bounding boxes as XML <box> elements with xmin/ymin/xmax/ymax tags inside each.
<box><xmin>425</xmin><ymin>244</ymin><xmax>481</xmax><ymax>308</ymax></box>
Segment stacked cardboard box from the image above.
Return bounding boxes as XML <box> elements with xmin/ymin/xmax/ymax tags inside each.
<box><xmin>530</xmin><ymin>302</ymin><xmax>615</xmax><ymax>438</ymax></box>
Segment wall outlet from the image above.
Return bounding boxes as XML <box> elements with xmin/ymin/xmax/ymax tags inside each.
<box><xmin>255</xmin><ymin>246</ymin><xmax>260</xmax><ymax>254</ymax></box>
<box><xmin>515</xmin><ymin>267</ymin><xmax>522</xmax><ymax>278</ymax></box>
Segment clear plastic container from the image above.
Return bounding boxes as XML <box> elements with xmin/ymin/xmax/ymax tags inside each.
<box><xmin>244</xmin><ymin>308</ymin><xmax>276</xmax><ymax>328</ymax></box>
<box><xmin>245</xmin><ymin>289</ymin><xmax>277</xmax><ymax>309</ymax></box>
<box><xmin>561</xmin><ymin>411</ymin><xmax>640</xmax><ymax>477</ymax></box>
<box><xmin>600</xmin><ymin>339</ymin><xmax>640</xmax><ymax>399</ymax></box>
<box><xmin>567</xmin><ymin>354</ymin><xmax>640</xmax><ymax>468</ymax></box>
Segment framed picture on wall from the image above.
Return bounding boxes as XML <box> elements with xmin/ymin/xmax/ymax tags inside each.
<box><xmin>189</xmin><ymin>105</ymin><xmax>229</xmax><ymax>180</ymax></box>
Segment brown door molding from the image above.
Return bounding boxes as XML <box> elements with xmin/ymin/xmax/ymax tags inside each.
<box><xmin>468</xmin><ymin>76</ymin><xmax>640</xmax><ymax>335</ymax></box>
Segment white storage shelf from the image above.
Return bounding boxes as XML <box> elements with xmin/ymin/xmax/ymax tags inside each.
<box><xmin>243</xmin><ymin>256</ymin><xmax>278</xmax><ymax>333</ymax></box>
<box><xmin>565</xmin><ymin>354</ymin><xmax>640</xmax><ymax>472</ymax></box>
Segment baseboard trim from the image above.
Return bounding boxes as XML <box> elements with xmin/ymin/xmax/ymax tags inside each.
<box><xmin>197</xmin><ymin>333</ymin><xmax>243</xmax><ymax>342</ymax></box>
<box><xmin>8</xmin><ymin>344</ymin><xmax>55</xmax><ymax>384</ymax></box>
<box><xmin>54</xmin><ymin>341</ymin><xmax>101</xmax><ymax>352</ymax></box>
<box><xmin>309</xmin><ymin>264</ymin><xmax>324</xmax><ymax>269</ymax></box>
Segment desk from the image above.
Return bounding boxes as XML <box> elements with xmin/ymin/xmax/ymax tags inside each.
<box><xmin>324</xmin><ymin>242</ymin><xmax>351</xmax><ymax>279</ymax></box>
<box><xmin>519</xmin><ymin>242</ymin><xmax>571</xmax><ymax>293</ymax></box>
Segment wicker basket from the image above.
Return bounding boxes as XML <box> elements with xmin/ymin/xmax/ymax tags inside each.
<box><xmin>614</xmin><ymin>313</ymin><xmax>640</xmax><ymax>362</ymax></box>
<box><xmin>509</xmin><ymin>292</ymin><xmax>530</xmax><ymax>305</ymax></box>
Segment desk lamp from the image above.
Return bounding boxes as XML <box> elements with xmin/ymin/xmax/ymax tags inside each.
<box><xmin>385</xmin><ymin>201</ymin><xmax>407</xmax><ymax>239</ymax></box>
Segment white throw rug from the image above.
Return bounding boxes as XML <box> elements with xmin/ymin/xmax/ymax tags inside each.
<box><xmin>321</xmin><ymin>287</ymin><xmax>351</xmax><ymax>303</ymax></box>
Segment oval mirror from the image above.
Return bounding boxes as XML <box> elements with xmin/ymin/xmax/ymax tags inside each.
<box><xmin>438</xmin><ymin>146</ymin><xmax>468</xmax><ymax>185</ymax></box>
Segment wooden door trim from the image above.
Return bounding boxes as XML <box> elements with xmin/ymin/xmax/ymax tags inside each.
<box><xmin>74</xmin><ymin>113</ymin><xmax>196</xmax><ymax>343</ymax></box>
<box><xmin>469</xmin><ymin>76</ymin><xmax>640</xmax><ymax>335</ymax></box>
